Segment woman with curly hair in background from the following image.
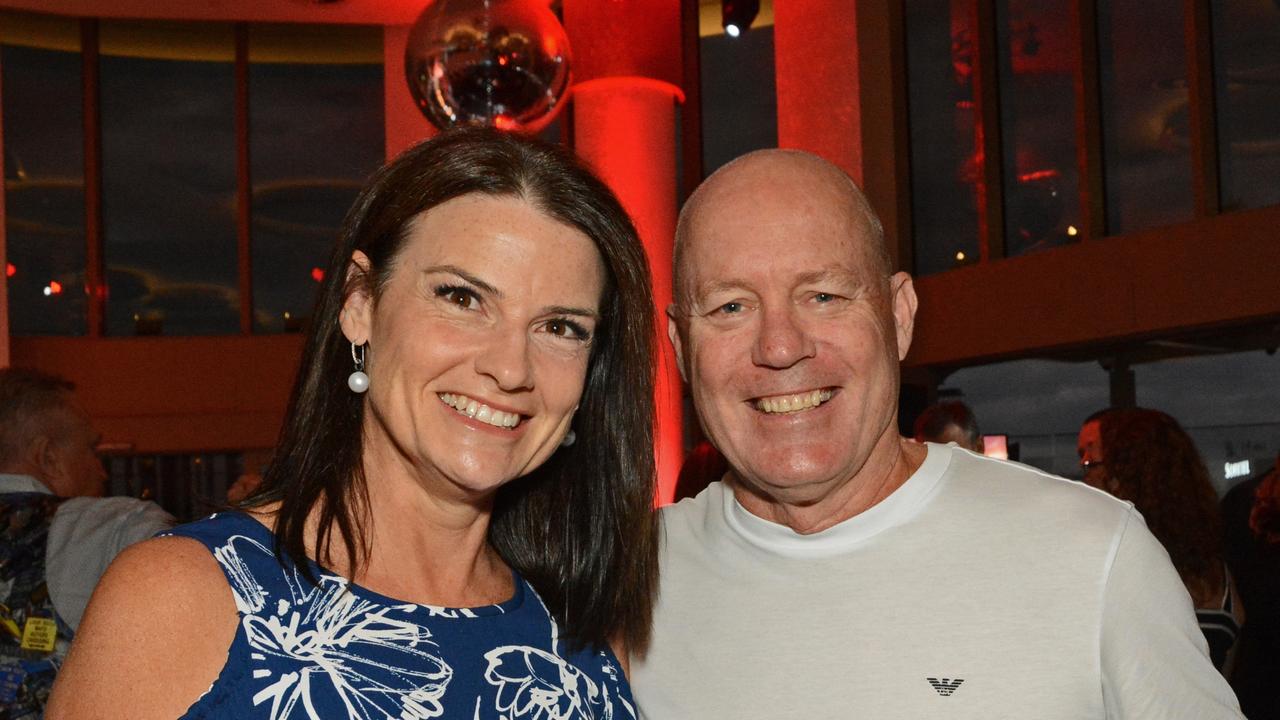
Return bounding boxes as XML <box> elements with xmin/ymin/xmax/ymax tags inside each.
<box><xmin>1221</xmin><ymin>454</ymin><xmax>1280</xmax><ymax>719</ymax></box>
<box><xmin>1084</xmin><ymin>408</ymin><xmax>1246</xmax><ymax>674</ymax></box>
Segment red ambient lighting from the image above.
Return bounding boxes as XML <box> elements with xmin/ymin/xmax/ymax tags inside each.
<box><xmin>311</xmin><ymin>267</ymin><xmax>325</xmax><ymax>283</ymax></box>
<box><xmin>47</xmin><ymin>280</ymin><xmax>63</xmax><ymax>295</ymax></box>
<box><xmin>5</xmin><ymin>263</ymin><xmax>14</xmax><ymax>278</ymax></box>
<box><xmin>1018</xmin><ymin>168</ymin><xmax>1061</xmax><ymax>183</ymax></box>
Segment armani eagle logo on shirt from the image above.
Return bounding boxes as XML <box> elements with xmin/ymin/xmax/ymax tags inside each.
<box><xmin>927</xmin><ymin>677</ymin><xmax>964</xmax><ymax>696</ymax></box>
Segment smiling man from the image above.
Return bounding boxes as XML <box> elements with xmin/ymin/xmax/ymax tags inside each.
<box><xmin>629</xmin><ymin>150</ymin><xmax>1243</xmax><ymax>718</ymax></box>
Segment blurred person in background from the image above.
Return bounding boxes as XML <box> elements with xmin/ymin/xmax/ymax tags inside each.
<box><xmin>1079</xmin><ymin>407</ymin><xmax>1245</xmax><ymax>674</ymax></box>
<box><xmin>1221</xmin><ymin>454</ymin><xmax>1280</xmax><ymax>719</ymax></box>
<box><xmin>913</xmin><ymin>400</ymin><xmax>983</xmax><ymax>453</ymax></box>
<box><xmin>673</xmin><ymin>439</ymin><xmax>728</xmax><ymax>502</ymax></box>
<box><xmin>0</xmin><ymin>367</ymin><xmax>174</xmax><ymax>716</ymax></box>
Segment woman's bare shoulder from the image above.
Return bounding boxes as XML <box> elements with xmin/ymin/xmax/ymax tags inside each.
<box><xmin>47</xmin><ymin>535</ymin><xmax>239</xmax><ymax>719</ymax></box>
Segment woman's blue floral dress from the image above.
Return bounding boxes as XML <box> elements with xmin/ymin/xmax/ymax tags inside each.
<box><xmin>165</xmin><ymin>512</ymin><xmax>636</xmax><ymax>720</ymax></box>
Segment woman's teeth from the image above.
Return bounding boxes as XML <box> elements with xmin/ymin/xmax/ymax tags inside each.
<box><xmin>756</xmin><ymin>389</ymin><xmax>833</xmax><ymax>414</ymax></box>
<box><xmin>439</xmin><ymin>393</ymin><xmax>521</xmax><ymax>428</ymax></box>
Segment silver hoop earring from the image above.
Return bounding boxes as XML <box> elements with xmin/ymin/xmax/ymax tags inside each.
<box><xmin>348</xmin><ymin>342</ymin><xmax>370</xmax><ymax>394</ymax></box>
<box><xmin>560</xmin><ymin>429</ymin><xmax>576</xmax><ymax>448</ymax></box>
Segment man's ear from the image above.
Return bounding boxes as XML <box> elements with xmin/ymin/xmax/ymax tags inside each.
<box><xmin>889</xmin><ymin>272</ymin><xmax>918</xmax><ymax>362</ymax></box>
<box><xmin>666</xmin><ymin>304</ymin><xmax>688</xmax><ymax>384</ymax></box>
<box><xmin>30</xmin><ymin>434</ymin><xmax>64</xmax><ymax>489</ymax></box>
<box><xmin>340</xmin><ymin>251</ymin><xmax>374</xmax><ymax>346</ymax></box>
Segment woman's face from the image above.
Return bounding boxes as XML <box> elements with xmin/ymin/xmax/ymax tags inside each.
<box><xmin>342</xmin><ymin>193</ymin><xmax>606</xmax><ymax>499</ymax></box>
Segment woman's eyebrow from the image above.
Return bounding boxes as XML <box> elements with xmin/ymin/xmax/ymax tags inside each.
<box><xmin>543</xmin><ymin>305</ymin><xmax>600</xmax><ymax>320</ymax></box>
<box><xmin>422</xmin><ymin>265</ymin><xmax>501</xmax><ymax>297</ymax></box>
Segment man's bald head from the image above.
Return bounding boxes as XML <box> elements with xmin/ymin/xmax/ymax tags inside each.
<box><xmin>674</xmin><ymin>150</ymin><xmax>890</xmax><ymax>309</ymax></box>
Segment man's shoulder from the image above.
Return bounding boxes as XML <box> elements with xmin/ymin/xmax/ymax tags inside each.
<box><xmin>57</xmin><ymin>495</ymin><xmax>174</xmax><ymax>525</ymax></box>
<box><xmin>656</xmin><ymin>482</ymin><xmax>731</xmax><ymax>554</ymax></box>
<box><xmin>660</xmin><ymin>481</ymin><xmax>724</xmax><ymax>522</ymax></box>
<box><xmin>51</xmin><ymin>496</ymin><xmax>175</xmax><ymax>552</ymax></box>
<box><xmin>938</xmin><ymin>447</ymin><xmax>1137</xmax><ymax>529</ymax></box>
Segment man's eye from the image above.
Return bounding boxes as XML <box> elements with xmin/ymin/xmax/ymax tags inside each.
<box><xmin>815</xmin><ymin>293</ymin><xmax>835</xmax><ymax>303</ymax></box>
<box><xmin>717</xmin><ymin>302</ymin><xmax>743</xmax><ymax>315</ymax></box>
<box><xmin>435</xmin><ymin>285</ymin><xmax>479</xmax><ymax>310</ymax></box>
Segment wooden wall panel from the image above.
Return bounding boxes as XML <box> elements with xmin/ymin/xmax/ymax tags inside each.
<box><xmin>10</xmin><ymin>335</ymin><xmax>304</xmax><ymax>452</ymax></box>
<box><xmin>907</xmin><ymin>205</ymin><xmax>1280</xmax><ymax>367</ymax></box>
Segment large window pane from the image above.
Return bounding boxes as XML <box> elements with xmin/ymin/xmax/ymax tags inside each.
<box><xmin>996</xmin><ymin>0</ymin><xmax>1080</xmax><ymax>257</ymax></box>
<box><xmin>906</xmin><ymin>0</ymin><xmax>981</xmax><ymax>275</ymax></box>
<box><xmin>248</xmin><ymin>24</ymin><xmax>384</xmax><ymax>334</ymax></box>
<box><xmin>1098</xmin><ymin>0</ymin><xmax>1193</xmax><ymax>233</ymax></box>
<box><xmin>2</xmin><ymin>13</ymin><xmax>85</xmax><ymax>335</ymax></box>
<box><xmin>100</xmin><ymin>22</ymin><xmax>238</xmax><ymax>336</ymax></box>
<box><xmin>1213</xmin><ymin>0</ymin><xmax>1280</xmax><ymax>212</ymax></box>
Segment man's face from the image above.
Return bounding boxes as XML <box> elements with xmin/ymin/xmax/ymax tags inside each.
<box><xmin>1076</xmin><ymin>419</ymin><xmax>1106</xmax><ymax>489</ymax></box>
<box><xmin>670</xmin><ymin>157</ymin><xmax>917</xmax><ymax>506</ymax></box>
<box><xmin>44</xmin><ymin>402</ymin><xmax>107</xmax><ymax>498</ymax></box>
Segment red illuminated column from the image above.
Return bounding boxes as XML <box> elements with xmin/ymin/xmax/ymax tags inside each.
<box><xmin>0</xmin><ymin>50</ymin><xmax>8</xmax><ymax>367</ymax></box>
<box><xmin>563</xmin><ymin>0</ymin><xmax>684</xmax><ymax>505</ymax></box>
<box><xmin>773</xmin><ymin>0</ymin><xmax>865</xmax><ymax>184</ymax></box>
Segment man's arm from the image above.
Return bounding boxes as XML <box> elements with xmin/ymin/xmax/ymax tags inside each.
<box><xmin>1099</xmin><ymin>508</ymin><xmax>1243</xmax><ymax>719</ymax></box>
<box><xmin>45</xmin><ymin>497</ymin><xmax>176</xmax><ymax>630</ymax></box>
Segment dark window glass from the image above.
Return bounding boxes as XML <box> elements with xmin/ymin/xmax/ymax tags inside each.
<box><xmin>248</xmin><ymin>25</ymin><xmax>384</xmax><ymax>334</ymax></box>
<box><xmin>106</xmin><ymin>451</ymin><xmax>242</xmax><ymax>522</ymax></box>
<box><xmin>2</xmin><ymin>16</ymin><xmax>86</xmax><ymax>335</ymax></box>
<box><xmin>996</xmin><ymin>0</ymin><xmax>1080</xmax><ymax>257</ymax></box>
<box><xmin>1098</xmin><ymin>0</ymin><xmax>1193</xmax><ymax>233</ymax></box>
<box><xmin>906</xmin><ymin>0</ymin><xmax>981</xmax><ymax>275</ymax></box>
<box><xmin>943</xmin><ymin>350</ymin><xmax>1280</xmax><ymax>494</ymax></box>
<box><xmin>100</xmin><ymin>22</ymin><xmax>238</xmax><ymax>336</ymax></box>
<box><xmin>700</xmin><ymin>25</ymin><xmax>777</xmax><ymax>175</ymax></box>
<box><xmin>1213</xmin><ymin>0</ymin><xmax>1280</xmax><ymax>212</ymax></box>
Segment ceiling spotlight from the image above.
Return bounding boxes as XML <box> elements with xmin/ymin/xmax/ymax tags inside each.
<box><xmin>722</xmin><ymin>0</ymin><xmax>759</xmax><ymax>38</ymax></box>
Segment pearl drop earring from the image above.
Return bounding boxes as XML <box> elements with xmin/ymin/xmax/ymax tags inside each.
<box><xmin>348</xmin><ymin>342</ymin><xmax>370</xmax><ymax>393</ymax></box>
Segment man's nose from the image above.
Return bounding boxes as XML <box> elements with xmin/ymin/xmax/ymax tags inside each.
<box><xmin>752</xmin><ymin>304</ymin><xmax>816</xmax><ymax>369</ymax></box>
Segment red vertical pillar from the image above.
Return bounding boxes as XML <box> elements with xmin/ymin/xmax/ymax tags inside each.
<box><xmin>773</xmin><ymin>0</ymin><xmax>865</xmax><ymax>184</ymax></box>
<box><xmin>563</xmin><ymin>0</ymin><xmax>684</xmax><ymax>505</ymax></box>
<box><xmin>0</xmin><ymin>47</ymin><xmax>8</xmax><ymax>366</ymax></box>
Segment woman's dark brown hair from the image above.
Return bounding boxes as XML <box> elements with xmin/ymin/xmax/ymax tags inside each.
<box><xmin>252</xmin><ymin>127</ymin><xmax>657</xmax><ymax>652</ymax></box>
<box><xmin>1099</xmin><ymin>408</ymin><xmax>1225</xmax><ymax>604</ymax></box>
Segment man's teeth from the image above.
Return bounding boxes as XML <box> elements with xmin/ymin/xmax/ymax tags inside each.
<box><xmin>439</xmin><ymin>393</ymin><xmax>521</xmax><ymax>428</ymax></box>
<box><xmin>756</xmin><ymin>389</ymin><xmax>833</xmax><ymax>414</ymax></box>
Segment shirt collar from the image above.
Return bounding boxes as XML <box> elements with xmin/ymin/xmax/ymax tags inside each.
<box><xmin>0</xmin><ymin>474</ymin><xmax>54</xmax><ymax>495</ymax></box>
<box><xmin>722</xmin><ymin>442</ymin><xmax>953</xmax><ymax>557</ymax></box>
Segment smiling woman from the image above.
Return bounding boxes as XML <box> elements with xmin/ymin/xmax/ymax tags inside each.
<box><xmin>46</xmin><ymin>128</ymin><xmax>658</xmax><ymax>720</ymax></box>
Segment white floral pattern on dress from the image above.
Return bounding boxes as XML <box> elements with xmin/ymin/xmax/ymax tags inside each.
<box><xmin>189</xmin><ymin>521</ymin><xmax>635</xmax><ymax>720</ymax></box>
<box><xmin>483</xmin><ymin>646</ymin><xmax>627</xmax><ymax>720</ymax></box>
<box><xmin>216</xmin><ymin>534</ymin><xmax>452</xmax><ymax>720</ymax></box>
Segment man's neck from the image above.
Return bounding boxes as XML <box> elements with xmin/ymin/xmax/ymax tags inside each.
<box><xmin>729</xmin><ymin>436</ymin><xmax>928</xmax><ymax>535</ymax></box>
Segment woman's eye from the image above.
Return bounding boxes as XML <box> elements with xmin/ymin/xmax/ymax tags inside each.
<box><xmin>545</xmin><ymin>319</ymin><xmax>591</xmax><ymax>341</ymax></box>
<box><xmin>435</xmin><ymin>285</ymin><xmax>479</xmax><ymax>310</ymax></box>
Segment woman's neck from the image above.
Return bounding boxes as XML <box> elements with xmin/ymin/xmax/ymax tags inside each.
<box><xmin>351</xmin><ymin>472</ymin><xmax>513</xmax><ymax>607</ymax></box>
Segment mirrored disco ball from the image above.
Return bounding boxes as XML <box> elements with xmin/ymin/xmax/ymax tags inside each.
<box><xmin>405</xmin><ymin>0</ymin><xmax>572</xmax><ymax>134</ymax></box>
